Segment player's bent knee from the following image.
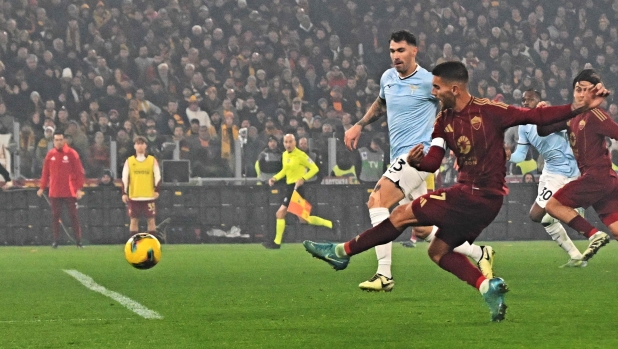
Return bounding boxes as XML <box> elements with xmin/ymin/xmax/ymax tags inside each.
<box><xmin>530</xmin><ymin>212</ymin><xmax>543</xmax><ymax>223</ymax></box>
<box><xmin>390</xmin><ymin>204</ymin><xmax>417</xmax><ymax>229</ymax></box>
<box><xmin>426</xmin><ymin>248</ymin><xmax>441</xmax><ymax>264</ymax></box>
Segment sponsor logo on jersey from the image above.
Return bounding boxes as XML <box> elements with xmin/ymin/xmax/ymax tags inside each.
<box><xmin>444</xmin><ymin>124</ymin><xmax>454</xmax><ymax>133</ymax></box>
<box><xmin>457</xmin><ymin>135</ymin><xmax>471</xmax><ymax>154</ymax></box>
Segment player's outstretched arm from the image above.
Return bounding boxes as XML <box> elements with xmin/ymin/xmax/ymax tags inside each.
<box><xmin>345</xmin><ymin>97</ymin><xmax>385</xmax><ymax>150</ymax></box>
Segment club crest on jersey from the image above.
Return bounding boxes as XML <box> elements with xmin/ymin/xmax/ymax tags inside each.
<box><xmin>471</xmin><ymin>116</ymin><xmax>482</xmax><ymax>130</ymax></box>
<box><xmin>578</xmin><ymin>120</ymin><xmax>586</xmax><ymax>130</ymax></box>
<box><xmin>62</xmin><ymin>155</ymin><xmax>69</xmax><ymax>163</ymax></box>
<box><xmin>457</xmin><ymin>135</ymin><xmax>471</xmax><ymax>154</ymax></box>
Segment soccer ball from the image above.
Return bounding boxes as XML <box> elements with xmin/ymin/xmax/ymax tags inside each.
<box><xmin>124</xmin><ymin>233</ymin><xmax>161</xmax><ymax>269</ymax></box>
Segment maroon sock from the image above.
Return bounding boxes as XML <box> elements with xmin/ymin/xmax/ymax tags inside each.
<box><xmin>130</xmin><ymin>231</ymin><xmax>139</xmax><ymax>236</ymax></box>
<box><xmin>438</xmin><ymin>251</ymin><xmax>485</xmax><ymax>289</ymax></box>
<box><xmin>344</xmin><ymin>219</ymin><xmax>403</xmax><ymax>256</ymax></box>
<box><xmin>148</xmin><ymin>231</ymin><xmax>156</xmax><ymax>236</ymax></box>
<box><xmin>567</xmin><ymin>215</ymin><xmax>598</xmax><ymax>238</ymax></box>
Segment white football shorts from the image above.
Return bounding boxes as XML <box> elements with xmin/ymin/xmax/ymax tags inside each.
<box><xmin>382</xmin><ymin>155</ymin><xmax>429</xmax><ymax>205</ymax></box>
<box><xmin>536</xmin><ymin>172</ymin><xmax>578</xmax><ymax>208</ymax></box>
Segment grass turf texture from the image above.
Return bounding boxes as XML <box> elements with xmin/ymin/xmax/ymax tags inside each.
<box><xmin>0</xmin><ymin>241</ymin><xmax>616</xmax><ymax>349</ymax></box>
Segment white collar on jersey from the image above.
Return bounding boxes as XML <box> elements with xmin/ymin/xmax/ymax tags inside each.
<box><xmin>398</xmin><ymin>64</ymin><xmax>421</xmax><ymax>80</ymax></box>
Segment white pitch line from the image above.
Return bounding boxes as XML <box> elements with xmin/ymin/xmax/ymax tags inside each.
<box><xmin>0</xmin><ymin>318</ymin><xmax>134</xmax><ymax>324</ymax></box>
<box><xmin>63</xmin><ymin>269</ymin><xmax>163</xmax><ymax>319</ymax></box>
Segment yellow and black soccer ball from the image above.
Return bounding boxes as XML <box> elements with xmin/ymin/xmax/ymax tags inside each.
<box><xmin>124</xmin><ymin>233</ymin><xmax>161</xmax><ymax>269</ymax></box>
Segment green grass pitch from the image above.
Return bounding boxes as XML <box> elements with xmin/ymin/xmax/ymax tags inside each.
<box><xmin>0</xmin><ymin>241</ymin><xmax>616</xmax><ymax>348</ymax></box>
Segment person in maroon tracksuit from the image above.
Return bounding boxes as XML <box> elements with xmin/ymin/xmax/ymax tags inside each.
<box><xmin>37</xmin><ymin>131</ymin><xmax>86</xmax><ymax>248</ymax></box>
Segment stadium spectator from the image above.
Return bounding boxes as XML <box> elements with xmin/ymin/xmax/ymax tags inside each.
<box><xmin>0</xmin><ymin>0</ymin><xmax>614</xmax><ymax>183</ymax></box>
<box><xmin>522</xmin><ymin>173</ymin><xmax>536</xmax><ymax>183</ymax></box>
<box><xmin>256</xmin><ymin>135</ymin><xmax>282</xmax><ymax>182</ymax></box>
<box><xmin>87</xmin><ymin>131</ymin><xmax>110</xmax><ymax>178</ymax></box>
<box><xmin>97</xmin><ymin>169</ymin><xmax>115</xmax><ymax>187</ymax></box>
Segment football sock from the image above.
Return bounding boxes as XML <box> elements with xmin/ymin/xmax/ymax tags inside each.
<box><xmin>344</xmin><ymin>219</ymin><xmax>403</xmax><ymax>256</ymax></box>
<box><xmin>375</xmin><ymin>242</ymin><xmax>392</xmax><ymax>278</ymax></box>
<box><xmin>567</xmin><ymin>215</ymin><xmax>598</xmax><ymax>238</ymax></box>
<box><xmin>369</xmin><ymin>207</ymin><xmax>389</xmax><ymax>226</ymax></box>
<box><xmin>335</xmin><ymin>243</ymin><xmax>347</xmax><ymax>258</ymax></box>
<box><xmin>130</xmin><ymin>231</ymin><xmax>138</xmax><ymax>236</ymax></box>
<box><xmin>453</xmin><ymin>242</ymin><xmax>483</xmax><ymax>263</ymax></box>
<box><xmin>370</xmin><ymin>208</ymin><xmax>392</xmax><ymax>277</ymax></box>
<box><xmin>437</xmin><ymin>251</ymin><xmax>484</xmax><ymax>289</ymax></box>
<box><xmin>148</xmin><ymin>230</ymin><xmax>156</xmax><ymax>236</ymax></box>
<box><xmin>478</xmin><ymin>279</ymin><xmax>490</xmax><ymax>294</ymax></box>
<box><xmin>545</xmin><ymin>221</ymin><xmax>583</xmax><ymax>259</ymax></box>
<box><xmin>423</xmin><ymin>226</ymin><xmax>439</xmax><ymax>242</ymax></box>
<box><xmin>307</xmin><ymin>216</ymin><xmax>332</xmax><ymax>228</ymax></box>
<box><xmin>274</xmin><ymin>219</ymin><xmax>285</xmax><ymax>245</ymax></box>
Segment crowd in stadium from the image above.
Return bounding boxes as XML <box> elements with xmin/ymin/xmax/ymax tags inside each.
<box><xmin>1</xmin><ymin>0</ymin><xmax>618</xmax><ymax>185</ymax></box>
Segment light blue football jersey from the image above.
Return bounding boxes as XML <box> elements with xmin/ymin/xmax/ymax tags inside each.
<box><xmin>379</xmin><ymin>66</ymin><xmax>438</xmax><ymax>160</ymax></box>
<box><xmin>516</xmin><ymin>124</ymin><xmax>580</xmax><ymax>178</ymax></box>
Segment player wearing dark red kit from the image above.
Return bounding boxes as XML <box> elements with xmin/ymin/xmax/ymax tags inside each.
<box><xmin>303</xmin><ymin>62</ymin><xmax>609</xmax><ymax>322</ymax></box>
<box><xmin>541</xmin><ymin>69</ymin><xmax>618</xmax><ymax>262</ymax></box>
<box><xmin>37</xmin><ymin>131</ymin><xmax>86</xmax><ymax>248</ymax></box>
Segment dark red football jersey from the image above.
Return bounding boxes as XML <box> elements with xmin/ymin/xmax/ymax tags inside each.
<box><xmin>432</xmin><ymin>98</ymin><xmax>572</xmax><ymax>195</ymax></box>
<box><xmin>566</xmin><ymin>108</ymin><xmax>618</xmax><ymax>178</ymax></box>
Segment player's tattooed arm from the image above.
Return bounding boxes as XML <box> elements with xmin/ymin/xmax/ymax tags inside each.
<box><xmin>356</xmin><ymin>97</ymin><xmax>386</xmax><ymax>127</ymax></box>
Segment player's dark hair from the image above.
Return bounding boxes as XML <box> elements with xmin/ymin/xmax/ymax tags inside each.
<box><xmin>53</xmin><ymin>130</ymin><xmax>64</xmax><ymax>137</ymax></box>
<box><xmin>432</xmin><ymin>61</ymin><xmax>469</xmax><ymax>83</ymax></box>
<box><xmin>523</xmin><ymin>89</ymin><xmax>541</xmax><ymax>100</ymax></box>
<box><xmin>572</xmin><ymin>69</ymin><xmax>601</xmax><ymax>89</ymax></box>
<box><xmin>390</xmin><ymin>30</ymin><xmax>417</xmax><ymax>46</ymax></box>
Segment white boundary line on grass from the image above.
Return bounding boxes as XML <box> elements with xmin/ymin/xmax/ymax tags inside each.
<box><xmin>0</xmin><ymin>318</ymin><xmax>134</xmax><ymax>324</ymax></box>
<box><xmin>63</xmin><ymin>269</ymin><xmax>163</xmax><ymax>320</ymax></box>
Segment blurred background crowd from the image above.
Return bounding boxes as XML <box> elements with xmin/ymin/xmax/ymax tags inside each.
<box><xmin>1</xmin><ymin>0</ymin><xmax>618</xmax><ymax>188</ymax></box>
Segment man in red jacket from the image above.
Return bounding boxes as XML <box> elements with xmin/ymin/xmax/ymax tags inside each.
<box><xmin>38</xmin><ymin>131</ymin><xmax>86</xmax><ymax>248</ymax></box>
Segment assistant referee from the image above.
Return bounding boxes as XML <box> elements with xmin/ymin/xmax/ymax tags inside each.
<box><xmin>264</xmin><ymin>134</ymin><xmax>334</xmax><ymax>249</ymax></box>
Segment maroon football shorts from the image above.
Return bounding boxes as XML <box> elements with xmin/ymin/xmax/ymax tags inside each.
<box><xmin>127</xmin><ymin>200</ymin><xmax>156</xmax><ymax>219</ymax></box>
<box><xmin>411</xmin><ymin>184</ymin><xmax>504</xmax><ymax>248</ymax></box>
<box><xmin>553</xmin><ymin>173</ymin><xmax>618</xmax><ymax>226</ymax></box>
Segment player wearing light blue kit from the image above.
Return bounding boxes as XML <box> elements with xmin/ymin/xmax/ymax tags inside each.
<box><xmin>344</xmin><ymin>31</ymin><xmax>495</xmax><ymax>292</ymax></box>
<box><xmin>381</xmin><ymin>67</ymin><xmax>435</xmax><ymax>161</ymax></box>
<box><xmin>509</xmin><ymin>90</ymin><xmax>585</xmax><ymax>267</ymax></box>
